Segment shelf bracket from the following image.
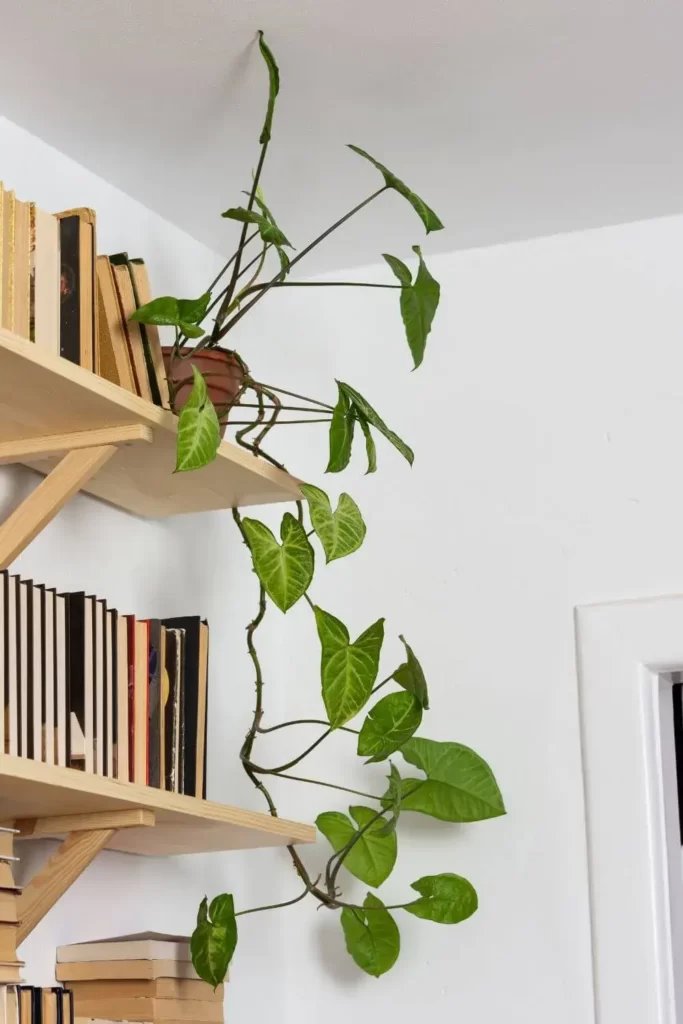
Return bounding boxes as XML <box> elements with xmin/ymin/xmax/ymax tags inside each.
<box><xmin>0</xmin><ymin>425</ymin><xmax>151</xmax><ymax>568</ymax></box>
<box><xmin>14</xmin><ymin>808</ymin><xmax>156</xmax><ymax>946</ymax></box>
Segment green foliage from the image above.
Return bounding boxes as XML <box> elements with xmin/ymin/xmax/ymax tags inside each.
<box><xmin>357</xmin><ymin>692</ymin><xmax>422</xmax><ymax>763</ymax></box>
<box><xmin>392</xmin><ymin>635</ymin><xmax>429</xmax><ymax>710</ymax></box>
<box><xmin>341</xmin><ymin>894</ymin><xmax>401</xmax><ymax>977</ymax></box>
<box><xmin>404</xmin><ymin>873</ymin><xmax>478</xmax><ymax>924</ymax></box>
<box><xmin>326</xmin><ymin>381</ymin><xmax>414</xmax><ymax>474</ymax></box>
<box><xmin>300</xmin><ymin>483</ymin><xmax>366</xmax><ymax>563</ymax></box>
<box><xmin>175</xmin><ymin>366</ymin><xmax>222</xmax><ymax>472</ymax></box>
<box><xmin>258</xmin><ymin>30</ymin><xmax>280</xmax><ymax>144</ymax></box>
<box><xmin>221</xmin><ymin>207</ymin><xmax>292</xmax><ymax>249</ymax></box>
<box><xmin>314</xmin><ymin>606</ymin><xmax>384</xmax><ymax>727</ymax></box>
<box><xmin>253</xmin><ymin>187</ymin><xmax>291</xmax><ymax>273</ymax></box>
<box><xmin>316</xmin><ymin>805</ymin><xmax>396</xmax><ymax>887</ymax></box>
<box><xmin>131</xmin><ymin>293</ymin><xmax>210</xmax><ymax>338</ymax></box>
<box><xmin>395</xmin><ymin>737</ymin><xmax>506</xmax><ymax>822</ymax></box>
<box><xmin>375</xmin><ymin>762</ymin><xmax>403</xmax><ymax>837</ymax></box>
<box><xmin>241</xmin><ymin>513</ymin><xmax>314</xmax><ymax>612</ymax></box>
<box><xmin>383</xmin><ymin>247</ymin><xmax>440</xmax><ymax>369</ymax></box>
<box><xmin>190</xmin><ymin>894</ymin><xmax>238</xmax><ymax>988</ymax></box>
<box><xmin>348</xmin><ymin>145</ymin><xmax>444</xmax><ymax>234</ymax></box>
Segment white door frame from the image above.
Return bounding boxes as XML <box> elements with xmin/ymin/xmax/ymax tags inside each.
<box><xmin>576</xmin><ymin>596</ymin><xmax>683</xmax><ymax>1023</ymax></box>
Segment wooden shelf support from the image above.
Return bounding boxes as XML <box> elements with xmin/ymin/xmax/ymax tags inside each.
<box><xmin>0</xmin><ymin>424</ymin><xmax>151</xmax><ymax>569</ymax></box>
<box><xmin>15</xmin><ymin>808</ymin><xmax>155</xmax><ymax>946</ymax></box>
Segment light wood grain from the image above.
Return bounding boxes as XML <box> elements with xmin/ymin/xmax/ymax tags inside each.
<box><xmin>17</xmin><ymin>828</ymin><xmax>114</xmax><ymax>944</ymax></box>
<box><xmin>0</xmin><ymin>328</ymin><xmax>302</xmax><ymax>516</ymax></box>
<box><xmin>15</xmin><ymin>808</ymin><xmax>155</xmax><ymax>837</ymax></box>
<box><xmin>0</xmin><ymin>424</ymin><xmax>152</xmax><ymax>463</ymax></box>
<box><xmin>0</xmin><ymin>446</ymin><xmax>116</xmax><ymax>567</ymax></box>
<box><xmin>0</xmin><ymin>755</ymin><xmax>315</xmax><ymax>855</ymax></box>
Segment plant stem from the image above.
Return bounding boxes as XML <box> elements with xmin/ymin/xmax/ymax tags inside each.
<box><xmin>251</xmin><ymin>383</ymin><xmax>334</xmax><ymax>411</ymax></box>
<box><xmin>236</xmin><ymin>280</ymin><xmax>402</xmax><ymax>300</ymax></box>
<box><xmin>225</xmin><ymin>417</ymin><xmax>331</xmax><ymax>426</ymax></box>
<box><xmin>327</xmin><ymin>804</ymin><xmax>389</xmax><ymax>893</ymax></box>
<box><xmin>371</xmin><ymin>675</ymin><xmax>393</xmax><ymax>696</ymax></box>
<box><xmin>219</xmin><ymin>186</ymin><xmax>388</xmax><ymax>337</ymax></box>
<box><xmin>257</xmin><ymin>718</ymin><xmax>358</xmax><ymax>735</ymax></box>
<box><xmin>235</xmin><ymin>885</ymin><xmax>312</xmax><ymax>917</ymax></box>
<box><xmin>205</xmin><ymin>230</ymin><xmax>259</xmax><ymax>298</ymax></box>
<box><xmin>248</xmin><ymin>727</ymin><xmax>334</xmax><ymax>774</ymax></box>
<box><xmin>276</xmin><ymin>773</ymin><xmax>382</xmax><ymax>801</ymax></box>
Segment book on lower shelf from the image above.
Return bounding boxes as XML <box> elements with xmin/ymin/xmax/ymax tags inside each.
<box><xmin>0</xmin><ymin>571</ymin><xmax>210</xmax><ymax>797</ymax></box>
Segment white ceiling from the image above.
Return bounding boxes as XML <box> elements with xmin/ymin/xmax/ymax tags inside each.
<box><xmin>1</xmin><ymin>0</ymin><xmax>682</xmax><ymax>272</ymax></box>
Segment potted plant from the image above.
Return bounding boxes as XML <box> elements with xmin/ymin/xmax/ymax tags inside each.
<box><xmin>133</xmin><ymin>32</ymin><xmax>505</xmax><ymax>983</ymax></box>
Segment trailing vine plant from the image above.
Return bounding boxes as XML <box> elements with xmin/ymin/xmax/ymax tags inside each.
<box><xmin>132</xmin><ymin>32</ymin><xmax>505</xmax><ymax>981</ymax></box>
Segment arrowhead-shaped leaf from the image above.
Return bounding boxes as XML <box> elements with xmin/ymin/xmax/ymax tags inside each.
<box><xmin>357</xmin><ymin>691</ymin><xmax>422</xmax><ymax>763</ymax></box>
<box><xmin>253</xmin><ymin>186</ymin><xmax>292</xmax><ymax>272</ymax></box>
<box><xmin>175</xmin><ymin>365</ymin><xmax>222</xmax><ymax>472</ymax></box>
<box><xmin>221</xmin><ymin>207</ymin><xmax>292</xmax><ymax>248</ymax></box>
<box><xmin>241</xmin><ymin>512</ymin><xmax>314</xmax><ymax>612</ymax></box>
<box><xmin>300</xmin><ymin>483</ymin><xmax>366</xmax><ymax>563</ymax></box>
<box><xmin>326</xmin><ymin>386</ymin><xmax>356</xmax><ymax>472</ymax></box>
<box><xmin>316</xmin><ymin>805</ymin><xmax>397</xmax><ymax>887</ymax></box>
<box><xmin>341</xmin><ymin>893</ymin><xmax>401</xmax><ymax>977</ymax></box>
<box><xmin>392</xmin><ymin>635</ymin><xmax>429</xmax><ymax>710</ymax></box>
<box><xmin>339</xmin><ymin>381</ymin><xmax>414</xmax><ymax>468</ymax></box>
<box><xmin>314</xmin><ymin>605</ymin><xmax>384</xmax><ymax>727</ymax></box>
<box><xmin>375</xmin><ymin>762</ymin><xmax>403</xmax><ymax>837</ymax></box>
<box><xmin>348</xmin><ymin>145</ymin><xmax>444</xmax><ymax>234</ymax></box>
<box><xmin>357</xmin><ymin>416</ymin><xmax>377</xmax><ymax>474</ymax></box>
<box><xmin>404</xmin><ymin>873</ymin><xmax>478</xmax><ymax>924</ymax></box>
<box><xmin>190</xmin><ymin>893</ymin><xmax>237</xmax><ymax>988</ymax></box>
<box><xmin>383</xmin><ymin>247</ymin><xmax>440</xmax><ymax>369</ymax></box>
<box><xmin>258</xmin><ymin>30</ymin><xmax>279</xmax><ymax>144</ymax></box>
<box><xmin>177</xmin><ymin>292</ymin><xmax>211</xmax><ymax>325</ymax></box>
<box><xmin>396</xmin><ymin>737</ymin><xmax>505</xmax><ymax>822</ymax></box>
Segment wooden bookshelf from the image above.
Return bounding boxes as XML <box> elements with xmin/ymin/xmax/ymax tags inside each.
<box><xmin>0</xmin><ymin>754</ymin><xmax>316</xmax><ymax>855</ymax></box>
<box><xmin>0</xmin><ymin>328</ymin><xmax>302</xmax><ymax>517</ymax></box>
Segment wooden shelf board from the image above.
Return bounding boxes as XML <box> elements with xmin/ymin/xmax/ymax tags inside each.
<box><xmin>0</xmin><ymin>329</ymin><xmax>302</xmax><ymax>517</ymax></box>
<box><xmin>0</xmin><ymin>755</ymin><xmax>316</xmax><ymax>856</ymax></box>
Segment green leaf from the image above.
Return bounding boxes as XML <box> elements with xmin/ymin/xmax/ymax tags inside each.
<box><xmin>398</xmin><ymin>737</ymin><xmax>505</xmax><ymax>822</ymax></box>
<box><xmin>392</xmin><ymin>635</ymin><xmax>429</xmax><ymax>710</ymax></box>
<box><xmin>375</xmin><ymin>762</ymin><xmax>403</xmax><ymax>837</ymax></box>
<box><xmin>221</xmin><ymin>207</ymin><xmax>292</xmax><ymax>248</ymax></box>
<box><xmin>404</xmin><ymin>873</ymin><xmax>478</xmax><ymax>924</ymax></box>
<box><xmin>241</xmin><ymin>512</ymin><xmax>314</xmax><ymax>613</ymax></box>
<box><xmin>316</xmin><ymin>805</ymin><xmax>396</xmax><ymax>887</ymax></box>
<box><xmin>326</xmin><ymin>385</ymin><xmax>356</xmax><ymax>473</ymax></box>
<box><xmin>338</xmin><ymin>381</ymin><xmax>414</xmax><ymax>467</ymax></box>
<box><xmin>175</xmin><ymin>365</ymin><xmax>222</xmax><ymax>473</ymax></box>
<box><xmin>357</xmin><ymin>415</ymin><xmax>377</xmax><ymax>474</ymax></box>
<box><xmin>253</xmin><ymin>189</ymin><xmax>293</xmax><ymax>273</ymax></box>
<box><xmin>341</xmin><ymin>893</ymin><xmax>400</xmax><ymax>977</ymax></box>
<box><xmin>130</xmin><ymin>295</ymin><xmax>180</xmax><ymax>326</ymax></box>
<box><xmin>177</xmin><ymin>292</ymin><xmax>211</xmax><ymax>325</ymax></box>
<box><xmin>314</xmin><ymin>606</ymin><xmax>384</xmax><ymax>727</ymax></box>
<box><xmin>258</xmin><ymin>30</ymin><xmax>280</xmax><ymax>144</ymax></box>
<box><xmin>190</xmin><ymin>893</ymin><xmax>237</xmax><ymax>989</ymax></box>
<box><xmin>358</xmin><ymin>691</ymin><xmax>422</xmax><ymax>763</ymax></box>
<box><xmin>348</xmin><ymin>145</ymin><xmax>444</xmax><ymax>234</ymax></box>
<box><xmin>300</xmin><ymin>483</ymin><xmax>366</xmax><ymax>563</ymax></box>
<box><xmin>178</xmin><ymin>322</ymin><xmax>205</xmax><ymax>339</ymax></box>
<box><xmin>384</xmin><ymin>247</ymin><xmax>440</xmax><ymax>369</ymax></box>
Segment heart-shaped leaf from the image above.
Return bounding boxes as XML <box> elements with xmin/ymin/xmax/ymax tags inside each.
<box><xmin>190</xmin><ymin>893</ymin><xmax>237</xmax><ymax>989</ymax></box>
<box><xmin>341</xmin><ymin>893</ymin><xmax>400</xmax><ymax>977</ymax></box>
<box><xmin>131</xmin><ymin>293</ymin><xmax>211</xmax><ymax>331</ymax></box>
<box><xmin>177</xmin><ymin>292</ymin><xmax>211</xmax><ymax>325</ymax></box>
<box><xmin>175</xmin><ymin>365</ymin><xmax>222</xmax><ymax>472</ymax></box>
<box><xmin>375</xmin><ymin>762</ymin><xmax>403</xmax><ymax>837</ymax></box>
<box><xmin>392</xmin><ymin>635</ymin><xmax>429</xmax><ymax>710</ymax></box>
<box><xmin>338</xmin><ymin>381</ymin><xmax>414</xmax><ymax>468</ymax></box>
<box><xmin>383</xmin><ymin>247</ymin><xmax>440</xmax><ymax>369</ymax></box>
<box><xmin>316</xmin><ymin>805</ymin><xmax>396</xmax><ymax>887</ymax></box>
<box><xmin>222</xmin><ymin>207</ymin><xmax>292</xmax><ymax>248</ymax></box>
<box><xmin>241</xmin><ymin>513</ymin><xmax>314</xmax><ymax>612</ymax></box>
<box><xmin>395</xmin><ymin>737</ymin><xmax>505</xmax><ymax>822</ymax></box>
<box><xmin>258</xmin><ymin>30</ymin><xmax>279</xmax><ymax>144</ymax></box>
<box><xmin>358</xmin><ymin>691</ymin><xmax>422</xmax><ymax>763</ymax></box>
<box><xmin>348</xmin><ymin>145</ymin><xmax>444</xmax><ymax>234</ymax></box>
<box><xmin>326</xmin><ymin>386</ymin><xmax>355</xmax><ymax>472</ymax></box>
<box><xmin>314</xmin><ymin>606</ymin><xmax>384</xmax><ymax>727</ymax></box>
<box><xmin>300</xmin><ymin>483</ymin><xmax>366</xmax><ymax>563</ymax></box>
<box><xmin>404</xmin><ymin>873</ymin><xmax>478</xmax><ymax>924</ymax></box>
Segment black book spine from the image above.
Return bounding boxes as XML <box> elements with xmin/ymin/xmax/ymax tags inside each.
<box><xmin>64</xmin><ymin>593</ymin><xmax>84</xmax><ymax>768</ymax></box>
<box><xmin>24</xmin><ymin>582</ymin><xmax>33</xmax><ymax>760</ymax></box>
<box><xmin>162</xmin><ymin>616</ymin><xmax>200</xmax><ymax>795</ymax></box>
<box><xmin>59</xmin><ymin>216</ymin><xmax>81</xmax><ymax>364</ymax></box>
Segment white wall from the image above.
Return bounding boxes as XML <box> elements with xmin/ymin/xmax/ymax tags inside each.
<box><xmin>8</xmin><ymin>109</ymin><xmax>683</xmax><ymax>1023</ymax></box>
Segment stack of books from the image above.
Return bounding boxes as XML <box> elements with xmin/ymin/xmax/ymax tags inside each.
<box><xmin>0</xmin><ymin>571</ymin><xmax>210</xmax><ymax>797</ymax></box>
<box><xmin>0</xmin><ymin>829</ymin><xmax>22</xmax><ymax>987</ymax></box>
<box><xmin>0</xmin><ymin>181</ymin><xmax>169</xmax><ymax>406</ymax></box>
<box><xmin>1</xmin><ymin>986</ymin><xmax>75</xmax><ymax>1024</ymax></box>
<box><xmin>56</xmin><ymin>934</ymin><xmax>223</xmax><ymax>1024</ymax></box>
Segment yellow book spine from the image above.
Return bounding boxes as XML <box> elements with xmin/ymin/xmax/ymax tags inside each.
<box><xmin>6</xmin><ymin>190</ymin><xmax>15</xmax><ymax>331</ymax></box>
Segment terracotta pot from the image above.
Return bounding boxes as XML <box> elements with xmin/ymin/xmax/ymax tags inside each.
<box><xmin>162</xmin><ymin>346</ymin><xmax>247</xmax><ymax>435</ymax></box>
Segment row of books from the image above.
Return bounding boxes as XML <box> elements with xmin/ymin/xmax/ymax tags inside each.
<box><xmin>0</xmin><ymin>572</ymin><xmax>210</xmax><ymax>797</ymax></box>
<box><xmin>0</xmin><ymin>987</ymin><xmax>73</xmax><ymax>1024</ymax></box>
<box><xmin>0</xmin><ymin>182</ymin><xmax>169</xmax><ymax>406</ymax></box>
